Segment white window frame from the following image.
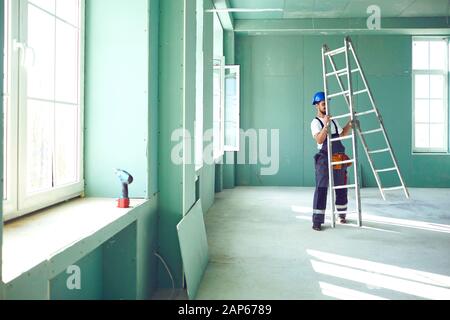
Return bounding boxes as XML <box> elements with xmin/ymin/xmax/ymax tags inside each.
<box><xmin>213</xmin><ymin>56</ymin><xmax>225</xmax><ymax>162</ymax></box>
<box><xmin>223</xmin><ymin>65</ymin><xmax>240</xmax><ymax>152</ymax></box>
<box><xmin>412</xmin><ymin>37</ymin><xmax>449</xmax><ymax>154</ymax></box>
<box><xmin>3</xmin><ymin>0</ymin><xmax>85</xmax><ymax>221</ymax></box>
<box><xmin>194</xmin><ymin>0</ymin><xmax>204</xmax><ymax>172</ymax></box>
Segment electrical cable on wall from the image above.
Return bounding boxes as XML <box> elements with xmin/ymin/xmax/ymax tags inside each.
<box><xmin>154</xmin><ymin>251</ymin><xmax>176</xmax><ymax>300</ymax></box>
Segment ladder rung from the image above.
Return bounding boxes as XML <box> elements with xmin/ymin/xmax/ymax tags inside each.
<box><xmin>368</xmin><ymin>148</ymin><xmax>390</xmax><ymax>155</ymax></box>
<box><xmin>356</xmin><ymin>110</ymin><xmax>376</xmax><ymax>117</ymax></box>
<box><xmin>383</xmin><ymin>186</ymin><xmax>404</xmax><ymax>192</ymax></box>
<box><xmin>354</xmin><ymin>89</ymin><xmax>369</xmax><ymax>95</ymax></box>
<box><xmin>361</xmin><ymin>128</ymin><xmax>383</xmax><ymax>135</ymax></box>
<box><xmin>331</xmin><ymin>113</ymin><xmax>352</xmax><ymax>120</ymax></box>
<box><xmin>333</xmin><ymin>184</ymin><xmax>356</xmax><ymax>190</ymax></box>
<box><xmin>325</xmin><ymin>47</ymin><xmax>346</xmax><ymax>56</ymax></box>
<box><xmin>326</xmin><ymin>68</ymin><xmax>347</xmax><ymax>77</ymax></box>
<box><xmin>328</xmin><ymin>90</ymin><xmax>350</xmax><ymax>99</ymax></box>
<box><xmin>331</xmin><ymin>135</ymin><xmax>353</xmax><ymax>142</ymax></box>
<box><xmin>376</xmin><ymin>167</ymin><xmax>397</xmax><ymax>173</ymax></box>
<box><xmin>331</xmin><ymin>159</ymin><xmax>355</xmax><ymax>166</ymax></box>
<box><xmin>334</xmin><ymin>211</ymin><xmax>358</xmax><ymax>215</ymax></box>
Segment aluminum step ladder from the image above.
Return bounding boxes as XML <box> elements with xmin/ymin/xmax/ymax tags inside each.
<box><xmin>322</xmin><ymin>36</ymin><xmax>410</xmax><ymax>228</ymax></box>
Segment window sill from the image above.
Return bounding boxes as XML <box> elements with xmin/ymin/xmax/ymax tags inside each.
<box><xmin>2</xmin><ymin>197</ymin><xmax>146</xmax><ymax>283</ymax></box>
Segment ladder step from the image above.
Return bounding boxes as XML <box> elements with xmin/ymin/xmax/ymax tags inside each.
<box><xmin>356</xmin><ymin>109</ymin><xmax>376</xmax><ymax>117</ymax></box>
<box><xmin>328</xmin><ymin>90</ymin><xmax>350</xmax><ymax>99</ymax></box>
<box><xmin>354</xmin><ymin>89</ymin><xmax>369</xmax><ymax>96</ymax></box>
<box><xmin>326</xmin><ymin>68</ymin><xmax>347</xmax><ymax>77</ymax></box>
<box><xmin>334</xmin><ymin>211</ymin><xmax>358</xmax><ymax>215</ymax></box>
<box><xmin>331</xmin><ymin>159</ymin><xmax>355</xmax><ymax>166</ymax></box>
<box><xmin>376</xmin><ymin>167</ymin><xmax>397</xmax><ymax>173</ymax></box>
<box><xmin>331</xmin><ymin>135</ymin><xmax>353</xmax><ymax>142</ymax></box>
<box><xmin>361</xmin><ymin>128</ymin><xmax>383</xmax><ymax>135</ymax></box>
<box><xmin>368</xmin><ymin>148</ymin><xmax>390</xmax><ymax>155</ymax></box>
<box><xmin>325</xmin><ymin>47</ymin><xmax>346</xmax><ymax>56</ymax></box>
<box><xmin>326</xmin><ymin>68</ymin><xmax>361</xmax><ymax>78</ymax></box>
<box><xmin>333</xmin><ymin>184</ymin><xmax>356</xmax><ymax>190</ymax></box>
<box><xmin>383</xmin><ymin>186</ymin><xmax>404</xmax><ymax>192</ymax></box>
<box><xmin>331</xmin><ymin>113</ymin><xmax>352</xmax><ymax>120</ymax></box>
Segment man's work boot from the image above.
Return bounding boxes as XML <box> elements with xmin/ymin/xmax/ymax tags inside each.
<box><xmin>312</xmin><ymin>224</ymin><xmax>322</xmax><ymax>231</ymax></box>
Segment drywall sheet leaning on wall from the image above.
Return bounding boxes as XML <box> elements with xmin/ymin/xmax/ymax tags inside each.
<box><xmin>177</xmin><ymin>200</ymin><xmax>209</xmax><ymax>299</ymax></box>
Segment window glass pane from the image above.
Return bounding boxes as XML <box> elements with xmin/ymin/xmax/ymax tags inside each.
<box><xmin>429</xmin><ymin>99</ymin><xmax>444</xmax><ymax>123</ymax></box>
<box><xmin>29</xmin><ymin>0</ymin><xmax>55</xmax><ymax>13</ymax></box>
<box><xmin>55</xmin><ymin>104</ymin><xmax>78</xmax><ymax>186</ymax></box>
<box><xmin>225</xmin><ymin>70</ymin><xmax>239</xmax><ymax>149</ymax></box>
<box><xmin>430</xmin><ymin>75</ymin><xmax>444</xmax><ymax>99</ymax></box>
<box><xmin>430</xmin><ymin>124</ymin><xmax>445</xmax><ymax>149</ymax></box>
<box><xmin>55</xmin><ymin>20</ymin><xmax>79</xmax><ymax>103</ymax></box>
<box><xmin>3</xmin><ymin>98</ymin><xmax>8</xmax><ymax>200</ymax></box>
<box><xmin>415</xmin><ymin>124</ymin><xmax>430</xmax><ymax>149</ymax></box>
<box><xmin>429</xmin><ymin>41</ymin><xmax>446</xmax><ymax>71</ymax></box>
<box><xmin>415</xmin><ymin>75</ymin><xmax>429</xmax><ymax>99</ymax></box>
<box><xmin>56</xmin><ymin>0</ymin><xmax>79</xmax><ymax>26</ymax></box>
<box><xmin>3</xmin><ymin>1</ymin><xmax>9</xmax><ymax>200</ymax></box>
<box><xmin>213</xmin><ymin>68</ymin><xmax>221</xmax><ymax>158</ymax></box>
<box><xmin>415</xmin><ymin>99</ymin><xmax>429</xmax><ymax>123</ymax></box>
<box><xmin>27</xmin><ymin>100</ymin><xmax>54</xmax><ymax>194</ymax></box>
<box><xmin>27</xmin><ymin>4</ymin><xmax>55</xmax><ymax>100</ymax></box>
<box><xmin>413</xmin><ymin>41</ymin><xmax>429</xmax><ymax>70</ymax></box>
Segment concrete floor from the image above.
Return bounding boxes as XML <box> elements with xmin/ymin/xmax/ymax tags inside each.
<box><xmin>196</xmin><ymin>187</ymin><xmax>450</xmax><ymax>300</ymax></box>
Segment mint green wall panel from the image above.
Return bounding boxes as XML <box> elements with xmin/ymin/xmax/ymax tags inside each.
<box><xmin>184</xmin><ymin>0</ymin><xmax>197</xmax><ymax>215</ymax></box>
<box><xmin>158</xmin><ymin>0</ymin><xmax>188</xmax><ymax>288</ymax></box>
<box><xmin>85</xmin><ymin>0</ymin><xmax>149</xmax><ymax>198</ymax></box>
<box><xmin>149</xmin><ymin>0</ymin><xmax>160</xmax><ymax>196</ymax></box>
<box><xmin>236</xmin><ymin>35</ymin><xmax>305</xmax><ymax>186</ymax></box>
<box><xmin>136</xmin><ymin>196</ymin><xmax>159</xmax><ymax>299</ymax></box>
<box><xmin>50</xmin><ymin>248</ymin><xmax>103</xmax><ymax>300</ymax></box>
<box><xmin>200</xmin><ymin>0</ymin><xmax>216</xmax><ymax>214</ymax></box>
<box><xmin>103</xmin><ymin>222</ymin><xmax>137</xmax><ymax>300</ymax></box>
<box><xmin>235</xmin><ymin>34</ymin><xmax>450</xmax><ymax>188</ymax></box>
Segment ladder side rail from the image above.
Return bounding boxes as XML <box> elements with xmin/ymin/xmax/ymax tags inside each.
<box><xmin>349</xmin><ymin>41</ymin><xmax>410</xmax><ymax>199</ymax></box>
<box><xmin>322</xmin><ymin>45</ymin><xmax>337</xmax><ymax>228</ymax></box>
<box><xmin>344</xmin><ymin>37</ymin><xmax>363</xmax><ymax>227</ymax></box>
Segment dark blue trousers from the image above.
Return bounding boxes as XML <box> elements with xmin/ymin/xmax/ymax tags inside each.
<box><xmin>313</xmin><ymin>152</ymin><xmax>348</xmax><ymax>226</ymax></box>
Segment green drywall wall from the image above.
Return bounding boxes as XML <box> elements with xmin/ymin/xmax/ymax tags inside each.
<box><xmin>235</xmin><ymin>34</ymin><xmax>450</xmax><ymax>188</ymax></box>
<box><xmin>84</xmin><ymin>0</ymin><xmax>149</xmax><ymax>198</ymax></box>
<box><xmin>223</xmin><ymin>30</ymin><xmax>236</xmax><ymax>189</ymax></box>
<box><xmin>149</xmin><ymin>0</ymin><xmax>159</xmax><ymax>197</ymax></box>
<box><xmin>184</xmin><ymin>0</ymin><xmax>197</xmax><ymax>215</ymax></box>
<box><xmin>200</xmin><ymin>0</ymin><xmax>216</xmax><ymax>214</ymax></box>
<box><xmin>50</xmin><ymin>247</ymin><xmax>104</xmax><ymax>300</ymax></box>
<box><xmin>103</xmin><ymin>222</ymin><xmax>137</xmax><ymax>300</ymax></box>
<box><xmin>158</xmin><ymin>0</ymin><xmax>198</xmax><ymax>289</ymax></box>
<box><xmin>50</xmin><ymin>222</ymin><xmax>138</xmax><ymax>300</ymax></box>
<box><xmin>136</xmin><ymin>194</ymin><xmax>159</xmax><ymax>299</ymax></box>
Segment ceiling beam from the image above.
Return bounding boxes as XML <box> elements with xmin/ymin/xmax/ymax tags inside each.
<box><xmin>234</xmin><ymin>17</ymin><xmax>450</xmax><ymax>35</ymax></box>
<box><xmin>212</xmin><ymin>0</ymin><xmax>234</xmax><ymax>31</ymax></box>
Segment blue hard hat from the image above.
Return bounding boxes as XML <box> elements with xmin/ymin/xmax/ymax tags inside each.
<box><xmin>312</xmin><ymin>92</ymin><xmax>326</xmax><ymax>105</ymax></box>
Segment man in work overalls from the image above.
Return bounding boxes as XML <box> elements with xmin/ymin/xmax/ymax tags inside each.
<box><xmin>311</xmin><ymin>92</ymin><xmax>353</xmax><ymax>231</ymax></box>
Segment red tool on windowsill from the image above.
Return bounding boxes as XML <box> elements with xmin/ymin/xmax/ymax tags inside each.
<box><xmin>115</xmin><ymin>169</ymin><xmax>134</xmax><ymax>209</ymax></box>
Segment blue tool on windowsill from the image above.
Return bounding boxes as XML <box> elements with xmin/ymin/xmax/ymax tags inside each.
<box><xmin>115</xmin><ymin>169</ymin><xmax>134</xmax><ymax>208</ymax></box>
